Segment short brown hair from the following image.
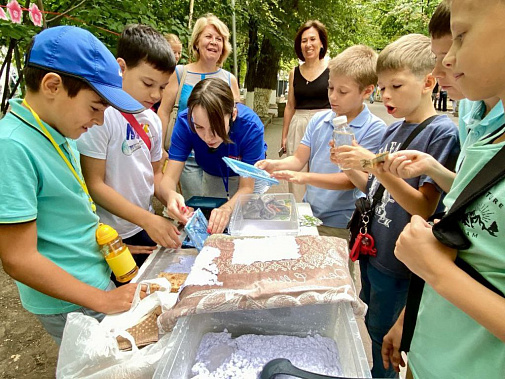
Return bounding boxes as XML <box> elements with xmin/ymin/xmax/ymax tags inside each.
<box><xmin>328</xmin><ymin>45</ymin><xmax>378</xmax><ymax>91</ymax></box>
<box><xmin>24</xmin><ymin>66</ymin><xmax>92</xmax><ymax>98</ymax></box>
<box><xmin>190</xmin><ymin>14</ymin><xmax>231</xmax><ymax>66</ymax></box>
<box><xmin>294</xmin><ymin>20</ymin><xmax>328</xmax><ymax>61</ymax></box>
<box><xmin>187</xmin><ymin>78</ymin><xmax>234</xmax><ymax>144</ymax></box>
<box><xmin>377</xmin><ymin>34</ymin><xmax>435</xmax><ymax>78</ymax></box>
<box><xmin>429</xmin><ymin>1</ymin><xmax>451</xmax><ymax>39</ymax></box>
<box><xmin>118</xmin><ymin>24</ymin><xmax>175</xmax><ymax>74</ymax></box>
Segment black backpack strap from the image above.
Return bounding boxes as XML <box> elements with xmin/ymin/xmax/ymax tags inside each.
<box><xmin>454</xmin><ymin>257</ymin><xmax>504</xmax><ymax>297</ymax></box>
<box><xmin>434</xmin><ymin>142</ymin><xmax>505</xmax><ymax>249</ymax></box>
<box><xmin>400</xmin><ymin>115</ymin><xmax>438</xmax><ymax>149</ymax></box>
<box><xmin>401</xmin><ymin>139</ymin><xmax>505</xmax><ymax>353</ymax></box>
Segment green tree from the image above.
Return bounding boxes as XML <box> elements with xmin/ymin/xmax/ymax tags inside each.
<box><xmin>352</xmin><ymin>0</ymin><xmax>442</xmax><ymax>50</ymax></box>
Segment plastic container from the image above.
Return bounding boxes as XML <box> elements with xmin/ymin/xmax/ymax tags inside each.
<box><xmin>135</xmin><ymin>248</ymin><xmax>198</xmax><ymax>283</ymax></box>
<box><xmin>153</xmin><ymin>302</ymin><xmax>371</xmax><ymax>378</ymax></box>
<box><xmin>186</xmin><ymin>196</ymin><xmax>227</xmax><ymax>221</ymax></box>
<box><xmin>96</xmin><ymin>223</ymin><xmax>138</xmax><ymax>283</ymax></box>
<box><xmin>228</xmin><ymin>193</ymin><xmax>299</xmax><ymax>236</ymax></box>
<box><xmin>222</xmin><ymin>157</ymin><xmax>279</xmax><ymax>186</ymax></box>
<box><xmin>332</xmin><ymin>115</ymin><xmax>355</xmax><ymax>171</ymax></box>
<box><xmin>184</xmin><ymin>208</ymin><xmax>210</xmax><ymax>251</ymax></box>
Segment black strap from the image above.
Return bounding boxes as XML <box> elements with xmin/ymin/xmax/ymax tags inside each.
<box><xmin>401</xmin><ymin>130</ymin><xmax>505</xmax><ymax>353</ymax></box>
<box><xmin>370</xmin><ymin>115</ymin><xmax>438</xmax><ymax>210</ymax></box>
<box><xmin>400</xmin><ymin>115</ymin><xmax>438</xmax><ymax>150</ymax></box>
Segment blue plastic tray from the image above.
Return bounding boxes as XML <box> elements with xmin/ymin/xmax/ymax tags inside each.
<box><xmin>184</xmin><ymin>209</ymin><xmax>209</xmax><ymax>251</ymax></box>
<box><xmin>222</xmin><ymin>157</ymin><xmax>279</xmax><ymax>186</ymax></box>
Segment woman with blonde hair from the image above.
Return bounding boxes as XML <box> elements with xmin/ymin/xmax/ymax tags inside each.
<box><xmin>159</xmin><ymin>14</ymin><xmax>240</xmax><ymax>200</ymax></box>
<box><xmin>282</xmin><ymin>20</ymin><xmax>330</xmax><ymax>201</ymax></box>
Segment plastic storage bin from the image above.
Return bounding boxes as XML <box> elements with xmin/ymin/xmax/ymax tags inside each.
<box><xmin>153</xmin><ymin>302</ymin><xmax>371</xmax><ymax>378</ymax></box>
<box><xmin>228</xmin><ymin>193</ymin><xmax>299</xmax><ymax>236</ymax></box>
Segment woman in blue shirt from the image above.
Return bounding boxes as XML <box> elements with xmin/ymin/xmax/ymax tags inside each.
<box><xmin>160</xmin><ymin>78</ymin><xmax>266</xmax><ymax>233</ymax></box>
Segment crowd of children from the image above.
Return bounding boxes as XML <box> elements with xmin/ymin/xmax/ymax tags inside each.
<box><xmin>0</xmin><ymin>1</ymin><xmax>504</xmax><ymax>378</ymax></box>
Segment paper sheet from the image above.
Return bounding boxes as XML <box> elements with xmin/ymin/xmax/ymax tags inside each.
<box><xmin>232</xmin><ymin>236</ymin><xmax>300</xmax><ymax>265</ymax></box>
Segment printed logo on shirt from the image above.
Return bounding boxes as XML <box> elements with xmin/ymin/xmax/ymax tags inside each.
<box><xmin>228</xmin><ymin>155</ymin><xmax>242</xmax><ymax>161</ymax></box>
<box><xmin>369</xmin><ymin>143</ymin><xmax>403</xmax><ymax>228</ymax></box>
<box><xmin>121</xmin><ymin>123</ymin><xmax>153</xmax><ymax>156</ymax></box>
<box><xmin>462</xmin><ymin>191</ymin><xmax>502</xmax><ymax>238</ymax></box>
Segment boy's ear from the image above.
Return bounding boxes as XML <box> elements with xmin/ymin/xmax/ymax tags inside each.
<box><xmin>117</xmin><ymin>58</ymin><xmax>127</xmax><ymax>75</ymax></box>
<box><xmin>424</xmin><ymin>73</ymin><xmax>437</xmax><ymax>93</ymax></box>
<box><xmin>361</xmin><ymin>84</ymin><xmax>375</xmax><ymax>99</ymax></box>
<box><xmin>40</xmin><ymin>73</ymin><xmax>64</xmax><ymax>99</ymax></box>
<box><xmin>232</xmin><ymin>106</ymin><xmax>238</xmax><ymax>121</ymax></box>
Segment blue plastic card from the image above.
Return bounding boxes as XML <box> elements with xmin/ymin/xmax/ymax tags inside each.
<box><xmin>184</xmin><ymin>209</ymin><xmax>210</xmax><ymax>251</ymax></box>
<box><xmin>222</xmin><ymin>157</ymin><xmax>279</xmax><ymax>186</ymax></box>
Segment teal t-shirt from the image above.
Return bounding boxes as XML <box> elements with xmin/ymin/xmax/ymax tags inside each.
<box><xmin>456</xmin><ymin>99</ymin><xmax>504</xmax><ymax>170</ymax></box>
<box><xmin>409</xmin><ymin>129</ymin><xmax>505</xmax><ymax>378</ymax></box>
<box><xmin>0</xmin><ymin>99</ymin><xmax>110</xmax><ymax>314</ymax></box>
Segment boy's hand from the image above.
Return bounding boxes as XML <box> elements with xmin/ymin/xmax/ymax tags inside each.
<box><xmin>98</xmin><ymin>283</ymin><xmax>147</xmax><ymax>314</ymax></box>
<box><xmin>126</xmin><ymin>244</ymin><xmax>157</xmax><ymax>255</ymax></box>
<box><xmin>208</xmin><ymin>205</ymin><xmax>233</xmax><ymax>234</ymax></box>
<box><xmin>255</xmin><ymin>159</ymin><xmax>277</xmax><ymax>174</ymax></box>
<box><xmin>382</xmin><ymin>313</ymin><xmax>405</xmax><ymax>373</ymax></box>
<box><xmin>395</xmin><ymin>215</ymin><xmax>457</xmax><ymax>284</ymax></box>
<box><xmin>166</xmin><ymin>190</ymin><xmax>192</xmax><ymax>225</ymax></box>
<box><xmin>330</xmin><ymin>142</ymin><xmax>375</xmax><ymax>171</ymax></box>
<box><xmin>271</xmin><ymin>170</ymin><xmax>306</xmax><ymax>185</ymax></box>
<box><xmin>382</xmin><ymin>150</ymin><xmax>435</xmax><ymax>179</ymax></box>
<box><xmin>143</xmin><ymin>214</ymin><xmax>181</xmax><ymax>249</ymax></box>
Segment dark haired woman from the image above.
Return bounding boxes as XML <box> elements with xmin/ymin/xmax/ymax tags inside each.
<box><xmin>282</xmin><ymin>20</ymin><xmax>331</xmax><ymax>201</ymax></box>
<box><xmin>160</xmin><ymin>78</ymin><xmax>266</xmax><ymax>233</ymax></box>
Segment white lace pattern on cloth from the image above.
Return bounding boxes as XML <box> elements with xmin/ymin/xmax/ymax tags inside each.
<box><xmin>160</xmin><ymin>235</ymin><xmax>366</xmax><ymax>331</ymax></box>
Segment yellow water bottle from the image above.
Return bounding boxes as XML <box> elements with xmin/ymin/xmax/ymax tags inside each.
<box><xmin>96</xmin><ymin>223</ymin><xmax>139</xmax><ymax>283</ymax></box>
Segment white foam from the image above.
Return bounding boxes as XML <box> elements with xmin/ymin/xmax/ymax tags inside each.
<box><xmin>191</xmin><ymin>331</ymin><xmax>342</xmax><ymax>378</ymax></box>
<box><xmin>185</xmin><ymin>247</ymin><xmax>223</xmax><ymax>287</ymax></box>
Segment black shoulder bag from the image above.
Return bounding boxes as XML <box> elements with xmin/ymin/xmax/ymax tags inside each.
<box><xmin>348</xmin><ymin>115</ymin><xmax>438</xmax><ymax>256</ymax></box>
<box><xmin>400</xmin><ymin>137</ymin><xmax>505</xmax><ymax>353</ymax></box>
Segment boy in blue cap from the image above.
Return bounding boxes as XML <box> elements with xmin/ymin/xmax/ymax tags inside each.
<box><xmin>0</xmin><ymin>26</ymin><xmax>148</xmax><ymax>344</ymax></box>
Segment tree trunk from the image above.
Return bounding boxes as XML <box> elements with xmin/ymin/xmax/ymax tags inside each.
<box><xmin>244</xmin><ymin>17</ymin><xmax>259</xmax><ymax>92</ymax></box>
<box><xmin>254</xmin><ymin>36</ymin><xmax>279</xmax><ymax>90</ymax></box>
<box><xmin>253</xmin><ymin>88</ymin><xmax>271</xmax><ymax>117</ymax></box>
<box><xmin>253</xmin><ymin>36</ymin><xmax>280</xmax><ymax>116</ymax></box>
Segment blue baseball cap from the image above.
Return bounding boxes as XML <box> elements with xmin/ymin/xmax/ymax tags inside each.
<box><xmin>26</xmin><ymin>26</ymin><xmax>144</xmax><ymax>113</ymax></box>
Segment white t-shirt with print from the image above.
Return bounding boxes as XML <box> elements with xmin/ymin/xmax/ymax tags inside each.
<box><xmin>77</xmin><ymin>107</ymin><xmax>163</xmax><ymax>238</ymax></box>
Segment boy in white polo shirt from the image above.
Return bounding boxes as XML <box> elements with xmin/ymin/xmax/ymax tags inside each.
<box><xmin>77</xmin><ymin>25</ymin><xmax>181</xmax><ymax>274</ymax></box>
<box><xmin>0</xmin><ymin>26</ymin><xmax>147</xmax><ymax>344</ymax></box>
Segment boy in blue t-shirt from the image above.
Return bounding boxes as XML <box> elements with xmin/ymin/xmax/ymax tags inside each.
<box><xmin>257</xmin><ymin>45</ymin><xmax>386</xmax><ymax>240</ymax></box>
<box><xmin>335</xmin><ymin>34</ymin><xmax>460</xmax><ymax>377</ymax></box>
<box><xmin>77</xmin><ymin>25</ymin><xmax>181</xmax><ymax>272</ymax></box>
<box><xmin>0</xmin><ymin>26</ymin><xmax>149</xmax><ymax>344</ymax></box>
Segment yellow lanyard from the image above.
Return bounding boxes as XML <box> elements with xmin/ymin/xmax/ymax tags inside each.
<box><xmin>22</xmin><ymin>100</ymin><xmax>97</xmax><ymax>213</ymax></box>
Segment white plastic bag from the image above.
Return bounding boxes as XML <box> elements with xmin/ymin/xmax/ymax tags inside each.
<box><xmin>56</xmin><ymin>279</ymin><xmax>178</xmax><ymax>378</ymax></box>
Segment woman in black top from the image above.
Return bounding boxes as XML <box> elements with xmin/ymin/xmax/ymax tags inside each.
<box><xmin>281</xmin><ymin>20</ymin><xmax>331</xmax><ymax>201</ymax></box>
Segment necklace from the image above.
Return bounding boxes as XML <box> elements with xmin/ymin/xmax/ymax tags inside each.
<box><xmin>22</xmin><ymin>99</ymin><xmax>97</xmax><ymax>213</ymax></box>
